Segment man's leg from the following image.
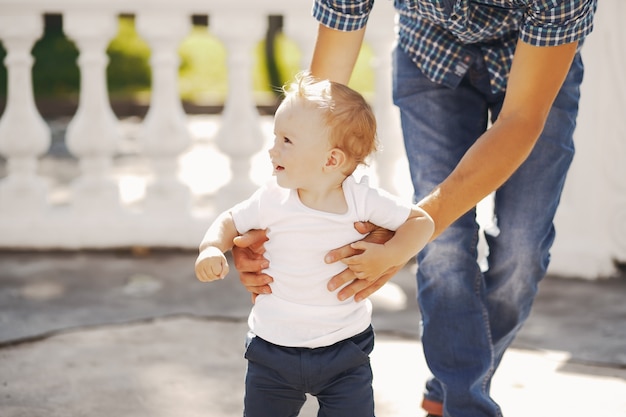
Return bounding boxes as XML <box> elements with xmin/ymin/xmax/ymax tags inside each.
<box><xmin>393</xmin><ymin>47</ymin><xmax>501</xmax><ymax>417</ymax></box>
<box><xmin>393</xmin><ymin>44</ymin><xmax>584</xmax><ymax>417</ymax></box>
<box><xmin>483</xmin><ymin>53</ymin><xmax>584</xmax><ymax>374</ymax></box>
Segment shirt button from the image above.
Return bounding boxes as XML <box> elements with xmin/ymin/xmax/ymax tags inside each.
<box><xmin>450</xmin><ymin>14</ymin><xmax>459</xmax><ymax>21</ymax></box>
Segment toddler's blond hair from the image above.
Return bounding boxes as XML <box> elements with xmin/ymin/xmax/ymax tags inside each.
<box><xmin>283</xmin><ymin>72</ymin><xmax>378</xmax><ymax>174</ymax></box>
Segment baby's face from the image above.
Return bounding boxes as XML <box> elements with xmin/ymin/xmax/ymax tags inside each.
<box><xmin>268</xmin><ymin>96</ymin><xmax>331</xmax><ymax>189</ymax></box>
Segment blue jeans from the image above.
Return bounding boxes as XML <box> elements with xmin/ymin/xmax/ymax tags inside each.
<box><xmin>243</xmin><ymin>326</ymin><xmax>375</xmax><ymax>417</ymax></box>
<box><xmin>392</xmin><ymin>47</ymin><xmax>583</xmax><ymax>417</ymax></box>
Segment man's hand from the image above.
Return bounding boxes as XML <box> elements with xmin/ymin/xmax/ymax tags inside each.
<box><xmin>232</xmin><ymin>229</ymin><xmax>273</xmax><ymax>302</ymax></box>
<box><xmin>325</xmin><ymin>222</ymin><xmax>401</xmax><ymax>302</ymax></box>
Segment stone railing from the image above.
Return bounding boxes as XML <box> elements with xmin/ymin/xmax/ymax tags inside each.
<box><xmin>0</xmin><ymin>0</ymin><xmax>624</xmax><ymax>279</ymax></box>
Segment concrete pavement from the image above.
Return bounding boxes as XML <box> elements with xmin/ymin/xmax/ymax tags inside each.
<box><xmin>1</xmin><ymin>250</ymin><xmax>625</xmax><ymax>416</ymax></box>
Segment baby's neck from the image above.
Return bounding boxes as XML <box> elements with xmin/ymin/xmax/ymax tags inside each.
<box><xmin>297</xmin><ymin>178</ymin><xmax>348</xmax><ymax>214</ymax></box>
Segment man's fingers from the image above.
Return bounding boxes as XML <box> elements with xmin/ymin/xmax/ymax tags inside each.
<box><xmin>362</xmin><ymin>225</ymin><xmax>395</xmax><ymax>244</ymax></box>
<box><xmin>233</xmin><ymin>229</ymin><xmax>268</xmax><ymax>254</ymax></box>
<box><xmin>354</xmin><ymin>265</ymin><xmax>403</xmax><ymax>300</ymax></box>
<box><xmin>233</xmin><ymin>228</ymin><xmax>268</xmax><ymax>247</ymax></box>
<box><xmin>232</xmin><ymin>246</ymin><xmax>269</xmax><ymax>271</ymax></box>
<box><xmin>239</xmin><ymin>270</ymin><xmax>273</xmax><ymax>288</ymax></box>
<box><xmin>327</xmin><ymin>267</ymin><xmax>356</xmax><ymax>292</ymax></box>
<box><xmin>340</xmin><ymin>270</ymin><xmax>395</xmax><ymax>302</ymax></box>
<box><xmin>244</xmin><ymin>283</ymin><xmax>272</xmax><ymax>295</ymax></box>
<box><xmin>331</xmin><ymin>265</ymin><xmax>402</xmax><ymax>302</ymax></box>
<box><xmin>352</xmin><ymin>276</ymin><xmax>389</xmax><ymax>302</ymax></box>
<box><xmin>325</xmin><ymin>222</ymin><xmax>393</xmax><ymax>264</ymax></box>
<box><xmin>325</xmin><ymin>243</ymin><xmax>363</xmax><ymax>264</ymax></box>
<box><xmin>232</xmin><ymin>230</ymin><xmax>269</xmax><ymax>274</ymax></box>
<box><xmin>353</xmin><ymin>221</ymin><xmax>377</xmax><ymax>235</ymax></box>
<box><xmin>238</xmin><ymin>270</ymin><xmax>273</xmax><ymax>297</ymax></box>
<box><xmin>336</xmin><ymin>277</ymin><xmax>373</xmax><ymax>301</ymax></box>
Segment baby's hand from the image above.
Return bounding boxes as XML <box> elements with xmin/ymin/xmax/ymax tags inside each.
<box><xmin>342</xmin><ymin>241</ymin><xmax>392</xmax><ymax>282</ymax></box>
<box><xmin>195</xmin><ymin>246</ymin><xmax>229</xmax><ymax>282</ymax></box>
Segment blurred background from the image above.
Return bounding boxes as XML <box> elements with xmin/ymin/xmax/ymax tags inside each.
<box><xmin>0</xmin><ymin>3</ymin><xmax>623</xmax><ymax>287</ymax></box>
<box><xmin>0</xmin><ymin>4</ymin><xmax>394</xmax><ymax>254</ymax></box>
<box><xmin>0</xmin><ymin>3</ymin><xmax>623</xmax><ymax>279</ymax></box>
<box><xmin>0</xmin><ymin>13</ymin><xmax>374</xmax><ymax>118</ymax></box>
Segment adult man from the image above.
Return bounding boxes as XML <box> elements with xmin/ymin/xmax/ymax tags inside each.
<box><xmin>234</xmin><ymin>1</ymin><xmax>597</xmax><ymax>416</ymax></box>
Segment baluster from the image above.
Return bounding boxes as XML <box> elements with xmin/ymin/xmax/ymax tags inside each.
<box><xmin>136</xmin><ymin>12</ymin><xmax>192</xmax><ymax>213</ymax></box>
<box><xmin>63</xmin><ymin>12</ymin><xmax>122</xmax><ymax>212</ymax></box>
<box><xmin>0</xmin><ymin>13</ymin><xmax>50</xmax><ymax>213</ymax></box>
<box><xmin>211</xmin><ymin>13</ymin><xmax>265</xmax><ymax>210</ymax></box>
<box><xmin>365</xmin><ymin>4</ymin><xmax>409</xmax><ymax>198</ymax></box>
<box><xmin>283</xmin><ymin>8</ymin><xmax>317</xmax><ymax>71</ymax></box>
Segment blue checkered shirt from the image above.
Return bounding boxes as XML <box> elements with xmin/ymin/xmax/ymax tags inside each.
<box><xmin>313</xmin><ymin>0</ymin><xmax>597</xmax><ymax>93</ymax></box>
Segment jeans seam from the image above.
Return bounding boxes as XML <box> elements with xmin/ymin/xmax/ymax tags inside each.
<box><xmin>472</xmin><ymin>227</ymin><xmax>498</xmax><ymax>414</ymax></box>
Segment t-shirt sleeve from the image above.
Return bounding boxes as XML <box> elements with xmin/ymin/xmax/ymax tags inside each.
<box><xmin>230</xmin><ymin>187</ymin><xmax>264</xmax><ymax>235</ymax></box>
<box><xmin>519</xmin><ymin>0</ymin><xmax>597</xmax><ymax>46</ymax></box>
<box><xmin>351</xmin><ymin>177</ymin><xmax>412</xmax><ymax>231</ymax></box>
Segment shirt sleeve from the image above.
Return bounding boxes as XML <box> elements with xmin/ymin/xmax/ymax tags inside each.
<box><xmin>519</xmin><ymin>0</ymin><xmax>597</xmax><ymax>46</ymax></box>
<box><xmin>349</xmin><ymin>176</ymin><xmax>412</xmax><ymax>231</ymax></box>
<box><xmin>365</xmin><ymin>189</ymin><xmax>412</xmax><ymax>231</ymax></box>
<box><xmin>230</xmin><ymin>186</ymin><xmax>264</xmax><ymax>235</ymax></box>
<box><xmin>312</xmin><ymin>0</ymin><xmax>375</xmax><ymax>32</ymax></box>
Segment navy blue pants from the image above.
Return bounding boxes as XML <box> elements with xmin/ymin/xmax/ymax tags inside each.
<box><xmin>243</xmin><ymin>326</ymin><xmax>375</xmax><ymax>417</ymax></box>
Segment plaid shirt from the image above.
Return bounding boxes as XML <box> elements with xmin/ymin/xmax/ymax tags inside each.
<box><xmin>313</xmin><ymin>0</ymin><xmax>597</xmax><ymax>93</ymax></box>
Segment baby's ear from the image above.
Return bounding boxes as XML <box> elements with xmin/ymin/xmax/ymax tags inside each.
<box><xmin>325</xmin><ymin>148</ymin><xmax>347</xmax><ymax>171</ymax></box>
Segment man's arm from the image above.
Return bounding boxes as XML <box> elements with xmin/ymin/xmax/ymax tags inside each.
<box><xmin>310</xmin><ymin>23</ymin><xmax>366</xmax><ymax>84</ymax></box>
<box><xmin>323</xmin><ymin>39</ymin><xmax>579</xmax><ymax>301</ymax></box>
<box><xmin>418</xmin><ymin>40</ymin><xmax>579</xmax><ymax>238</ymax></box>
<box><xmin>343</xmin><ymin>207</ymin><xmax>434</xmax><ymax>281</ymax></box>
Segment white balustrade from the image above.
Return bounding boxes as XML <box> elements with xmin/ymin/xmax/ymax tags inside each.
<box><xmin>64</xmin><ymin>11</ymin><xmax>123</xmax><ymax>214</ymax></box>
<box><xmin>211</xmin><ymin>12</ymin><xmax>266</xmax><ymax>210</ymax></box>
<box><xmin>136</xmin><ymin>12</ymin><xmax>193</xmax><ymax>214</ymax></box>
<box><xmin>283</xmin><ymin>7</ymin><xmax>317</xmax><ymax>74</ymax></box>
<box><xmin>365</xmin><ymin>3</ymin><xmax>409</xmax><ymax>198</ymax></box>
<box><xmin>0</xmin><ymin>13</ymin><xmax>50</xmax><ymax>214</ymax></box>
<box><xmin>0</xmin><ymin>0</ymin><xmax>623</xmax><ymax>279</ymax></box>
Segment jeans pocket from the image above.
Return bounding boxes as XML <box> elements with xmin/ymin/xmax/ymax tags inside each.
<box><xmin>346</xmin><ymin>325</ymin><xmax>375</xmax><ymax>357</ymax></box>
<box><xmin>335</xmin><ymin>326</ymin><xmax>375</xmax><ymax>374</ymax></box>
<box><xmin>244</xmin><ymin>330</ymin><xmax>259</xmax><ymax>360</ymax></box>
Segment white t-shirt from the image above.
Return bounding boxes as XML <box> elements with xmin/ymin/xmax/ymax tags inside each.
<box><xmin>231</xmin><ymin>175</ymin><xmax>412</xmax><ymax>348</ymax></box>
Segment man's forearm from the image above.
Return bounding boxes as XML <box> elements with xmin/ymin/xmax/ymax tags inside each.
<box><xmin>418</xmin><ymin>116</ymin><xmax>541</xmax><ymax>239</ymax></box>
<box><xmin>420</xmin><ymin>40</ymin><xmax>578</xmax><ymax>239</ymax></box>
